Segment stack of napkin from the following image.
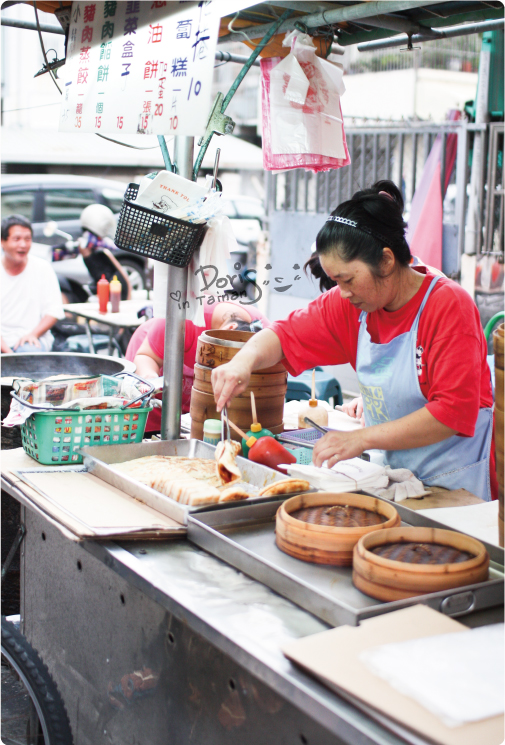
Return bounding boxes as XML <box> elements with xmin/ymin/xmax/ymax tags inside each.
<box><xmin>285</xmin><ymin>460</ymin><xmax>428</xmax><ymax>501</ymax></box>
<box><xmin>285</xmin><ymin>458</ymin><xmax>389</xmax><ymax>493</ymax></box>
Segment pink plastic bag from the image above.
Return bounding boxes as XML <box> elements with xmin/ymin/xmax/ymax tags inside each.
<box><xmin>261</xmin><ymin>34</ymin><xmax>350</xmax><ymax>173</ymax></box>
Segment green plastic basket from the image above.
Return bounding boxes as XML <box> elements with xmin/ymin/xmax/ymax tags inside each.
<box><xmin>21</xmin><ymin>406</ymin><xmax>151</xmax><ymax>465</ymax></box>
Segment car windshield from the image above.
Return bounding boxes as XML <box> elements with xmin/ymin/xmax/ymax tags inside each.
<box><xmin>102</xmin><ymin>188</ymin><xmax>126</xmax><ymax>213</ymax></box>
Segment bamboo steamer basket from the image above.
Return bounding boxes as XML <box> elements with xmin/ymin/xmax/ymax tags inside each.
<box><xmin>191</xmin><ymin>329</ymin><xmax>287</xmax><ymax>441</ymax></box>
<box><xmin>193</xmin><ymin>364</ymin><xmax>287</xmax><ymax>397</ymax></box>
<box><xmin>493</xmin><ymin>323</ymin><xmax>504</xmax><ymax>371</ymax></box>
<box><xmin>352</xmin><ymin>526</ymin><xmax>489</xmax><ymax>602</ymax></box>
<box><xmin>190</xmin><ymin>388</ymin><xmax>285</xmax><ymax>440</ymax></box>
<box><xmin>196</xmin><ymin>329</ymin><xmax>286</xmax><ymax>374</ymax></box>
<box><xmin>496</xmin><ymin>367</ymin><xmax>504</xmax><ymax>412</ymax></box>
<box><xmin>275</xmin><ymin>493</ymin><xmax>400</xmax><ymax>566</ymax></box>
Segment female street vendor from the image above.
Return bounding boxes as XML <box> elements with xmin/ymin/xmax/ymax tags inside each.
<box><xmin>212</xmin><ymin>180</ymin><xmax>496</xmax><ymax>501</ymax></box>
<box><xmin>126</xmin><ymin>297</ymin><xmax>270</xmax><ymax>431</ymax></box>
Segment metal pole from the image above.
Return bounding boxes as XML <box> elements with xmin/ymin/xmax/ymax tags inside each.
<box><xmin>464</xmin><ymin>35</ymin><xmax>491</xmax><ymax>255</ymax></box>
<box><xmin>160</xmin><ymin>136</ymin><xmax>194</xmax><ymax>441</ymax></box>
<box><xmin>357</xmin><ymin>18</ymin><xmax>504</xmax><ymax>52</ymax></box>
<box><xmin>217</xmin><ymin>0</ymin><xmax>443</xmax><ymax>44</ymax></box>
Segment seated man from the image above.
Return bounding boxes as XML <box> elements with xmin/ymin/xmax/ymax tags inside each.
<box><xmin>1</xmin><ymin>215</ymin><xmax>64</xmax><ymax>354</ymax></box>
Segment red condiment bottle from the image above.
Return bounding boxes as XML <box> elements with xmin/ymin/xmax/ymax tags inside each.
<box><xmin>97</xmin><ymin>274</ymin><xmax>109</xmax><ymax>313</ymax></box>
<box><xmin>247</xmin><ymin>436</ymin><xmax>296</xmax><ymax>473</ymax></box>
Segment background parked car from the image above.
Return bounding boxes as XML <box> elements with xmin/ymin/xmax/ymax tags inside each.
<box><xmin>1</xmin><ymin>174</ymin><xmax>147</xmax><ymax>291</ymax></box>
<box><xmin>2</xmin><ymin>174</ymin><xmax>266</xmax><ymax>294</ymax></box>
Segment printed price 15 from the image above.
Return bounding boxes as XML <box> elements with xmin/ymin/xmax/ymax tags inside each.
<box><xmin>117</xmin><ymin>116</ymin><xmax>124</xmax><ymax>129</ymax></box>
<box><xmin>95</xmin><ymin>116</ymin><xmax>102</xmax><ymax>129</ymax></box>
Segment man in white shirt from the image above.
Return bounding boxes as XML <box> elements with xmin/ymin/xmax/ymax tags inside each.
<box><xmin>1</xmin><ymin>215</ymin><xmax>65</xmax><ymax>354</ymax></box>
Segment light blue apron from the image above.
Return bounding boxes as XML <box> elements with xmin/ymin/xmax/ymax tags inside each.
<box><xmin>356</xmin><ymin>276</ymin><xmax>493</xmax><ymax>501</ymax></box>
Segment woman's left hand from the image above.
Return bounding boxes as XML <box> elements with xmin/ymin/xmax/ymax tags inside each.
<box><xmin>312</xmin><ymin>429</ymin><xmax>367</xmax><ymax>468</ymax></box>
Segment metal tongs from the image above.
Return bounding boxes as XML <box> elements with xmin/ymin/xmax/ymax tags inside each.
<box><xmin>221</xmin><ymin>404</ymin><xmax>231</xmax><ymax>443</ymax></box>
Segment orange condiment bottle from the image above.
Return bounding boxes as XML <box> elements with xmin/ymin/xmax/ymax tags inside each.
<box><xmin>97</xmin><ymin>274</ymin><xmax>110</xmax><ymax>313</ymax></box>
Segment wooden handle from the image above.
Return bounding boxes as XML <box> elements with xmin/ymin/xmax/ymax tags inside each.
<box><xmin>227</xmin><ymin>416</ymin><xmax>248</xmax><ymax>440</ymax></box>
<box><xmin>250</xmin><ymin>391</ymin><xmax>257</xmax><ymax>425</ymax></box>
<box><xmin>311</xmin><ymin>368</ymin><xmax>315</xmax><ymax>401</ymax></box>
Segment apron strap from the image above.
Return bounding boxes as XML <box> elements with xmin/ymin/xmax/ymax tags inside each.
<box><xmin>416</xmin><ymin>276</ymin><xmax>440</xmax><ymax>316</ymax></box>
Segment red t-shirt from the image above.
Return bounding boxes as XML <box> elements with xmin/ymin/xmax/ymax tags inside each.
<box><xmin>271</xmin><ymin>269</ymin><xmax>497</xmax><ymax>499</ymax></box>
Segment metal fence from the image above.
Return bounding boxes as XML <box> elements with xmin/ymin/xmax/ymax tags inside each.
<box><xmin>267</xmin><ymin>121</ymin><xmax>503</xmax><ymax>274</ymax></box>
<box><xmin>484</xmin><ymin>122</ymin><xmax>504</xmax><ymax>255</ymax></box>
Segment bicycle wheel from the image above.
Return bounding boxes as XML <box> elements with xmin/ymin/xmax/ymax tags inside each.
<box><xmin>1</xmin><ymin>617</ymin><xmax>73</xmax><ymax>745</ymax></box>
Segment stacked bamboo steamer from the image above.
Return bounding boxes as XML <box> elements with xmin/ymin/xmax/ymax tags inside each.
<box><xmin>276</xmin><ymin>493</ymin><xmax>400</xmax><ymax>566</ymax></box>
<box><xmin>353</xmin><ymin>527</ymin><xmax>489</xmax><ymax>601</ymax></box>
<box><xmin>494</xmin><ymin>323</ymin><xmax>504</xmax><ymax>547</ymax></box>
<box><xmin>190</xmin><ymin>329</ymin><xmax>287</xmax><ymax>441</ymax></box>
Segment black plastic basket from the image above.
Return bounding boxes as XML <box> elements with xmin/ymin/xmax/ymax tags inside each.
<box><xmin>114</xmin><ymin>183</ymin><xmax>207</xmax><ymax>268</ymax></box>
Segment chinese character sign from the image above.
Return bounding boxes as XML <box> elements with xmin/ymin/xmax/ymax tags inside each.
<box><xmin>60</xmin><ymin>1</ymin><xmax>220</xmax><ymax>136</ymax></box>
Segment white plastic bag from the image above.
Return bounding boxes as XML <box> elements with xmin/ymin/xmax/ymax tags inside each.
<box><xmin>261</xmin><ymin>32</ymin><xmax>350</xmax><ymax>172</ymax></box>
<box><xmin>186</xmin><ymin>214</ymin><xmax>237</xmax><ymax>324</ymax></box>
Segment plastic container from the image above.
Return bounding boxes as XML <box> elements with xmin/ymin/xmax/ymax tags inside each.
<box><xmin>97</xmin><ymin>274</ymin><xmax>110</xmax><ymax>313</ymax></box>
<box><xmin>203</xmin><ymin>418</ymin><xmax>221</xmax><ymax>446</ymax></box>
<box><xmin>21</xmin><ymin>406</ymin><xmax>152</xmax><ymax>465</ymax></box>
<box><xmin>298</xmin><ymin>399</ymin><xmax>328</xmax><ymax>429</ymax></box>
<box><xmin>109</xmin><ymin>275</ymin><xmax>122</xmax><ymax>313</ymax></box>
<box><xmin>248</xmin><ymin>436</ymin><xmax>296</xmax><ymax>472</ymax></box>
<box><xmin>241</xmin><ymin>422</ymin><xmax>273</xmax><ymax>457</ymax></box>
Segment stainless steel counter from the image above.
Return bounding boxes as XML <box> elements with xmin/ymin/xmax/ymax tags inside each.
<box><xmin>3</xmin><ymin>474</ymin><xmax>503</xmax><ymax>745</ymax></box>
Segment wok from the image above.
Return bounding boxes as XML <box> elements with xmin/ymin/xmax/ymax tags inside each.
<box><xmin>1</xmin><ymin>352</ymin><xmax>135</xmax><ymax>383</ymax></box>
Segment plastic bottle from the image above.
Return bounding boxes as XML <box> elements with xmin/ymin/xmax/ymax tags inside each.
<box><xmin>109</xmin><ymin>275</ymin><xmax>122</xmax><ymax>313</ymax></box>
<box><xmin>241</xmin><ymin>422</ymin><xmax>274</xmax><ymax>457</ymax></box>
<box><xmin>247</xmin><ymin>436</ymin><xmax>296</xmax><ymax>472</ymax></box>
<box><xmin>203</xmin><ymin>419</ymin><xmax>221</xmax><ymax>446</ymax></box>
<box><xmin>297</xmin><ymin>369</ymin><xmax>329</xmax><ymax>429</ymax></box>
<box><xmin>298</xmin><ymin>398</ymin><xmax>329</xmax><ymax>429</ymax></box>
<box><xmin>97</xmin><ymin>274</ymin><xmax>110</xmax><ymax>314</ymax></box>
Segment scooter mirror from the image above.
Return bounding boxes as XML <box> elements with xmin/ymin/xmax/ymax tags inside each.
<box><xmin>43</xmin><ymin>220</ymin><xmax>58</xmax><ymax>237</ymax></box>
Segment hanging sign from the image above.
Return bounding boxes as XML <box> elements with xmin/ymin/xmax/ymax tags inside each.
<box><xmin>59</xmin><ymin>1</ymin><xmax>221</xmax><ymax>136</ymax></box>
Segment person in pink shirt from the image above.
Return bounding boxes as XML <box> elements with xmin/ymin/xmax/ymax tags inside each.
<box><xmin>126</xmin><ymin>297</ymin><xmax>270</xmax><ymax>431</ymax></box>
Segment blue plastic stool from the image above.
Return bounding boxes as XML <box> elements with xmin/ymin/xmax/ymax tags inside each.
<box><xmin>285</xmin><ymin>367</ymin><xmax>343</xmax><ymax>406</ymax></box>
<box><xmin>64</xmin><ymin>334</ymin><xmax>122</xmax><ymax>356</ymax></box>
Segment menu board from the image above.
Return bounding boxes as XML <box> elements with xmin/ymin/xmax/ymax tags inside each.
<box><xmin>59</xmin><ymin>1</ymin><xmax>221</xmax><ymax>136</ymax></box>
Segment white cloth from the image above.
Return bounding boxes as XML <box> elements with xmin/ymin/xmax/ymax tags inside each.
<box><xmin>1</xmin><ymin>254</ymin><xmax>64</xmax><ymax>348</ymax></box>
<box><xmin>360</xmin><ymin>624</ymin><xmax>505</xmax><ymax>728</ymax></box>
<box><xmin>366</xmin><ymin>466</ymin><xmax>429</xmax><ymax>502</ymax></box>
<box><xmin>285</xmin><ymin>458</ymin><xmax>389</xmax><ymax>492</ymax></box>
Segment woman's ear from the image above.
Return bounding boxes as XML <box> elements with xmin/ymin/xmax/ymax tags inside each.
<box><xmin>222</xmin><ymin>321</ymin><xmax>238</xmax><ymax>331</ymax></box>
<box><xmin>381</xmin><ymin>247</ymin><xmax>396</xmax><ymax>274</ymax></box>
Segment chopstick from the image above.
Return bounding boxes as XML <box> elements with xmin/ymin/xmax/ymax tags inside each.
<box><xmin>226</xmin><ymin>417</ymin><xmax>249</xmax><ymax>440</ymax></box>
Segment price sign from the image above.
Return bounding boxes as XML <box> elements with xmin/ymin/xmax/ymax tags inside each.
<box><xmin>59</xmin><ymin>1</ymin><xmax>221</xmax><ymax>136</ymax></box>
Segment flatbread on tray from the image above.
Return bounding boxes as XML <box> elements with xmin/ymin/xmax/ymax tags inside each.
<box><xmin>218</xmin><ymin>485</ymin><xmax>250</xmax><ymax>502</ymax></box>
<box><xmin>258</xmin><ymin>479</ymin><xmax>311</xmax><ymax>497</ymax></box>
<box><xmin>110</xmin><ymin>452</ymin><xmax>310</xmax><ymax>507</ymax></box>
<box><xmin>215</xmin><ymin>441</ymin><xmax>242</xmax><ymax>484</ymax></box>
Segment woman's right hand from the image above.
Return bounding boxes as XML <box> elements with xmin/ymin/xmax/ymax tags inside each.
<box><xmin>342</xmin><ymin>396</ymin><xmax>365</xmax><ymax>426</ymax></box>
<box><xmin>212</xmin><ymin>360</ymin><xmax>252</xmax><ymax>412</ymax></box>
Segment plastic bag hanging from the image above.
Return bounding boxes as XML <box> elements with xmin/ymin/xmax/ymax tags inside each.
<box><xmin>261</xmin><ymin>32</ymin><xmax>351</xmax><ymax>173</ymax></box>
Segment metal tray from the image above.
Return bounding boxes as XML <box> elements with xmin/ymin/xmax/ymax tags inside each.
<box><xmin>187</xmin><ymin>499</ymin><xmax>504</xmax><ymax>627</ymax></box>
<box><xmin>80</xmin><ymin>439</ymin><xmax>292</xmax><ymax>526</ymax></box>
